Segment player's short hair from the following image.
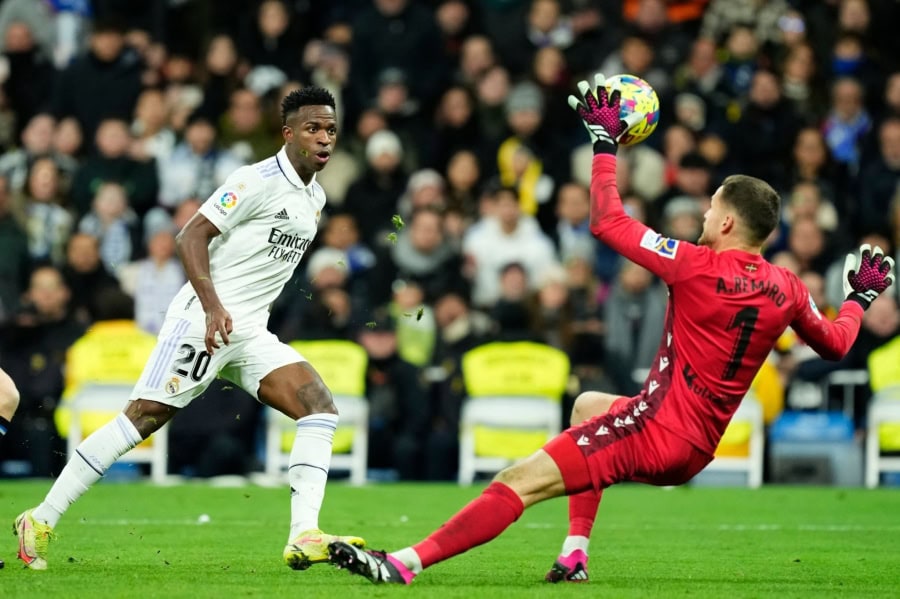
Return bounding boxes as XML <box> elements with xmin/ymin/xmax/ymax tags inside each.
<box><xmin>719</xmin><ymin>175</ymin><xmax>780</xmax><ymax>245</ymax></box>
<box><xmin>281</xmin><ymin>87</ymin><xmax>336</xmax><ymax>125</ymax></box>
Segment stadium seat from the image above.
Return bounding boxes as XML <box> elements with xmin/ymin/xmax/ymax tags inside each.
<box><xmin>265</xmin><ymin>340</ymin><xmax>369</xmax><ymax>485</ymax></box>
<box><xmin>864</xmin><ymin>336</ymin><xmax>900</xmax><ymax>488</ymax></box>
<box><xmin>458</xmin><ymin>341</ymin><xmax>570</xmax><ymax>485</ymax></box>
<box><xmin>57</xmin><ymin>320</ymin><xmax>167</xmax><ymax>483</ymax></box>
<box><xmin>66</xmin><ymin>383</ymin><xmax>169</xmax><ymax>483</ymax></box>
<box><xmin>695</xmin><ymin>394</ymin><xmax>764</xmax><ymax>488</ymax></box>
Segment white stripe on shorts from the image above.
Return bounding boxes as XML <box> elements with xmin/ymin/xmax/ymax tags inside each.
<box><xmin>147</xmin><ymin>319</ymin><xmax>191</xmax><ymax>388</ymax></box>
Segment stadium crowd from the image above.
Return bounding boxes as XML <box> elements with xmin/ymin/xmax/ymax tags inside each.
<box><xmin>0</xmin><ymin>0</ymin><xmax>898</xmax><ymax>481</ymax></box>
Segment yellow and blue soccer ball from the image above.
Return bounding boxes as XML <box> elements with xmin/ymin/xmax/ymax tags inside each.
<box><xmin>607</xmin><ymin>74</ymin><xmax>660</xmax><ymax>146</ymax></box>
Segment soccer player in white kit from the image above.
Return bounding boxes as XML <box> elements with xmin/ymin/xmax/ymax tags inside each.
<box><xmin>14</xmin><ymin>87</ymin><xmax>366</xmax><ymax>571</ymax></box>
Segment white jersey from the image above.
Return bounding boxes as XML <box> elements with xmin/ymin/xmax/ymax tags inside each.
<box><xmin>166</xmin><ymin>147</ymin><xmax>325</xmax><ymax>331</ymax></box>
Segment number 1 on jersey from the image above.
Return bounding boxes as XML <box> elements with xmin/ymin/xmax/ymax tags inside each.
<box><xmin>723</xmin><ymin>306</ymin><xmax>759</xmax><ymax>380</ymax></box>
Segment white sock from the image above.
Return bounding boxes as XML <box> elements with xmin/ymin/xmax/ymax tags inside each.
<box><xmin>288</xmin><ymin>413</ymin><xmax>338</xmax><ymax>541</ymax></box>
<box><xmin>561</xmin><ymin>535</ymin><xmax>590</xmax><ymax>556</ymax></box>
<box><xmin>390</xmin><ymin>547</ymin><xmax>423</xmax><ymax>574</ymax></box>
<box><xmin>33</xmin><ymin>414</ymin><xmax>142</xmax><ymax>528</ymax></box>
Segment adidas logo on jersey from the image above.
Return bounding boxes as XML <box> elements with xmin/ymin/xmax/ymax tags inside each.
<box><xmin>275</xmin><ymin>208</ymin><xmax>289</xmax><ymax>220</ymax></box>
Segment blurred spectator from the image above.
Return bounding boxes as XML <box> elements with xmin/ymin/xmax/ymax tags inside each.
<box><xmin>474</xmin><ymin>64</ymin><xmax>512</xmax><ymax>146</ymax></box>
<box><xmin>343</xmin><ymin>129</ymin><xmax>408</xmax><ymax>248</ymax></box>
<box><xmin>389</xmin><ymin>206</ymin><xmax>466</xmax><ymax>304</ymax></box>
<box><xmin>786</xmin><ymin>216</ymin><xmax>832</xmax><ymax>275</ymax></box>
<box><xmin>167</xmin><ymin>378</ymin><xmax>261</xmax><ymax>478</ymax></box>
<box><xmin>60</xmin><ymin>232</ymin><xmax>122</xmax><ymax>324</ymax></box>
<box><xmin>822</xmin><ymin>76</ymin><xmax>871</xmax><ymax>176</ymax></box>
<box><xmin>196</xmin><ymin>34</ymin><xmax>244</xmax><ymax>124</ymax></box>
<box><xmin>660</xmin><ymin>123</ymin><xmax>697</xmax><ymax>189</ymax></box>
<box><xmin>0</xmin><ymin>174</ymin><xmax>29</xmax><ymax>322</ymax></box>
<box><xmin>373</xmin><ymin>68</ymin><xmax>427</xmax><ymax>170</ymax></box>
<box><xmin>0</xmin><ymin>21</ymin><xmax>55</xmax><ymax>137</ymax></box>
<box><xmin>77</xmin><ymin>181</ymin><xmax>141</xmax><ymax>275</ymax></box>
<box><xmin>563</xmin><ymin>247</ymin><xmax>606</xmax><ymax>371</ymax></box>
<box><xmin>656</xmin><ymin>151</ymin><xmax>712</xmax><ymax>215</ymax></box>
<box><xmin>718</xmin><ymin>25</ymin><xmax>760</xmax><ymax>100</ymax></box>
<box><xmin>157</xmin><ymin>113</ymin><xmax>243</xmax><ymax>210</ymax></box>
<box><xmin>0</xmin><ymin>265</ymin><xmax>85</xmax><ymax>476</ymax></box>
<box><xmin>435</xmin><ymin>0</ymin><xmax>481</xmax><ymax>65</ymax></box>
<box><xmin>130</xmin><ymin>88</ymin><xmax>176</xmax><ymax>166</ymax></box>
<box><xmin>730</xmin><ymin>69</ymin><xmax>798</xmax><ymax>191</ymax></box>
<box><xmin>428</xmin><ymin>84</ymin><xmax>480</xmax><ymax>172</ymax></box>
<box><xmin>70</xmin><ymin>118</ymin><xmax>159</xmax><ymax>218</ymax></box>
<box><xmin>118</xmin><ymin>227</ymin><xmax>185</xmax><ymax>335</ymax></box>
<box><xmin>858</xmin><ymin>117</ymin><xmax>900</xmax><ymax>235</ymax></box>
<box><xmin>827</xmin><ymin>32</ymin><xmax>882</xmax><ymax>104</ymax></box>
<box><xmin>354</xmin><ymin>309</ymin><xmax>429</xmax><ymax>479</ymax></box>
<box><xmin>321</xmin><ymin>212</ymin><xmax>376</xmax><ymax>280</ymax></box>
<box><xmin>54</xmin><ymin>117</ymin><xmax>84</xmax><ymax>163</ymax></box>
<box><xmin>390</xmin><ymin>279</ymin><xmax>437</xmax><ymax>368</ymax></box>
<box><xmin>51</xmin><ymin>19</ymin><xmax>144</xmax><ymax>147</ymax></box>
<box><xmin>397</xmin><ymin>169</ymin><xmax>447</xmax><ymax>221</ymax></box>
<box><xmin>349</xmin><ymin>0</ymin><xmax>446</xmax><ymax>117</ymax></box>
<box><xmin>603</xmin><ymin>260</ymin><xmax>667</xmax><ymax>396</ymax></box>
<box><xmin>456</xmin><ymin>35</ymin><xmax>496</xmax><ymax>89</ymax></box>
<box><xmin>12</xmin><ymin>157</ymin><xmax>73</xmax><ymax>266</ymax></box>
<box><xmin>626</xmin><ymin>0</ymin><xmax>694</xmax><ymax>72</ymax></box>
<box><xmin>303</xmin><ymin>40</ymin><xmax>350</xmax><ymax>131</ymax></box>
<box><xmin>274</xmin><ymin>247</ymin><xmax>357</xmax><ymax>342</ymax></box>
<box><xmin>497</xmin><ymin>81</ymin><xmax>558</xmax><ymax>218</ymax></box>
<box><xmin>489</xmin><ymin>262</ymin><xmax>534</xmax><ymax>341</ymax></box>
<box><xmin>218</xmin><ymin>88</ymin><xmax>277</xmax><ymax>163</ymax></box>
<box><xmin>550</xmin><ymin>182</ymin><xmax>597</xmax><ymax>265</ymax></box>
<box><xmin>599</xmin><ymin>31</ymin><xmax>672</xmax><ymax>99</ymax></box>
<box><xmin>462</xmin><ymin>186</ymin><xmax>558</xmax><ymax>307</ymax></box>
<box><xmin>671</xmin><ymin>37</ymin><xmax>728</xmax><ymax>124</ymax></box>
<box><xmin>528</xmin><ymin>263</ymin><xmax>574</xmax><ymax>353</ymax></box>
<box><xmin>0</xmin><ymin>113</ymin><xmax>79</xmax><ymax>195</ymax></box>
<box><xmin>780</xmin><ymin>41</ymin><xmax>828</xmax><ymax>123</ymax></box>
<box><xmin>700</xmin><ymin>0</ymin><xmax>789</xmax><ymax>47</ymax></box>
<box><xmin>788</xmin><ymin>126</ymin><xmax>847</xmax><ymax>219</ymax></box>
<box><xmin>427</xmin><ymin>289</ymin><xmax>492</xmax><ymax>480</ymax></box>
<box><xmin>0</xmin><ymin>1</ymin><xmax>57</xmax><ymax>62</ymax></box>
<box><xmin>444</xmin><ymin>149</ymin><xmax>481</xmax><ymax>221</ymax></box>
<box><xmin>238</xmin><ymin>0</ymin><xmax>303</xmax><ymax>82</ymax></box>
<box><xmin>661</xmin><ymin>196</ymin><xmax>703</xmax><ymax>242</ymax></box>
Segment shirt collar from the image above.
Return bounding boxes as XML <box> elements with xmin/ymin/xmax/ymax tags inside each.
<box><xmin>275</xmin><ymin>146</ymin><xmax>316</xmax><ymax>190</ymax></box>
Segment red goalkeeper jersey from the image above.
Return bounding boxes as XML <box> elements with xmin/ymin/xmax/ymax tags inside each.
<box><xmin>589</xmin><ymin>154</ymin><xmax>863</xmax><ymax>455</ymax></box>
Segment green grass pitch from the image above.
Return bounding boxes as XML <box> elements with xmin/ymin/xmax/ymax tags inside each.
<box><xmin>0</xmin><ymin>481</ymin><xmax>898</xmax><ymax>598</ymax></box>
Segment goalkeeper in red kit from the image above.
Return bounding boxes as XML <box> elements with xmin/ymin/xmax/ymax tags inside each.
<box><xmin>328</xmin><ymin>74</ymin><xmax>896</xmax><ymax>585</ymax></box>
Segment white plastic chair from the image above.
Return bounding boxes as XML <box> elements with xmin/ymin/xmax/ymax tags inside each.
<box><xmin>457</xmin><ymin>342</ymin><xmax>570</xmax><ymax>485</ymax></box>
<box><xmin>264</xmin><ymin>340</ymin><xmax>369</xmax><ymax>486</ymax></box>
<box><xmin>865</xmin><ymin>385</ymin><xmax>900</xmax><ymax>488</ymax></box>
<box><xmin>66</xmin><ymin>383</ymin><xmax>170</xmax><ymax>484</ymax></box>
<box><xmin>700</xmin><ymin>394</ymin><xmax>764</xmax><ymax>488</ymax></box>
<box><xmin>265</xmin><ymin>394</ymin><xmax>369</xmax><ymax>486</ymax></box>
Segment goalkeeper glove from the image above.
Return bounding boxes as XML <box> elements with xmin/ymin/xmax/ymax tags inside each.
<box><xmin>567</xmin><ymin>73</ymin><xmax>645</xmax><ymax>154</ymax></box>
<box><xmin>843</xmin><ymin>243</ymin><xmax>895</xmax><ymax>310</ymax></box>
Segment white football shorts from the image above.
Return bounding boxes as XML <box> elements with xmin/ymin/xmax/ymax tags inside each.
<box><xmin>129</xmin><ymin>316</ymin><xmax>306</xmax><ymax>407</ymax></box>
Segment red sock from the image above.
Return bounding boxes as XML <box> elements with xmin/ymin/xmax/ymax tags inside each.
<box><xmin>412</xmin><ymin>482</ymin><xmax>524</xmax><ymax>569</ymax></box>
<box><xmin>568</xmin><ymin>489</ymin><xmax>602</xmax><ymax>538</ymax></box>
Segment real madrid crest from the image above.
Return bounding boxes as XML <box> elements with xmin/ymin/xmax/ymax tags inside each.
<box><xmin>165</xmin><ymin>377</ymin><xmax>180</xmax><ymax>395</ymax></box>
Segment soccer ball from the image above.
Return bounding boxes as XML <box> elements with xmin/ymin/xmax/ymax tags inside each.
<box><xmin>607</xmin><ymin>74</ymin><xmax>660</xmax><ymax>146</ymax></box>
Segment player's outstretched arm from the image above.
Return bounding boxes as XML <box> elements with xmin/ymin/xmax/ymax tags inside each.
<box><xmin>568</xmin><ymin>74</ymin><xmax>696</xmax><ymax>284</ymax></box>
<box><xmin>175</xmin><ymin>212</ymin><xmax>233</xmax><ymax>354</ymax></box>
<box><xmin>792</xmin><ymin>244</ymin><xmax>894</xmax><ymax>360</ymax></box>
